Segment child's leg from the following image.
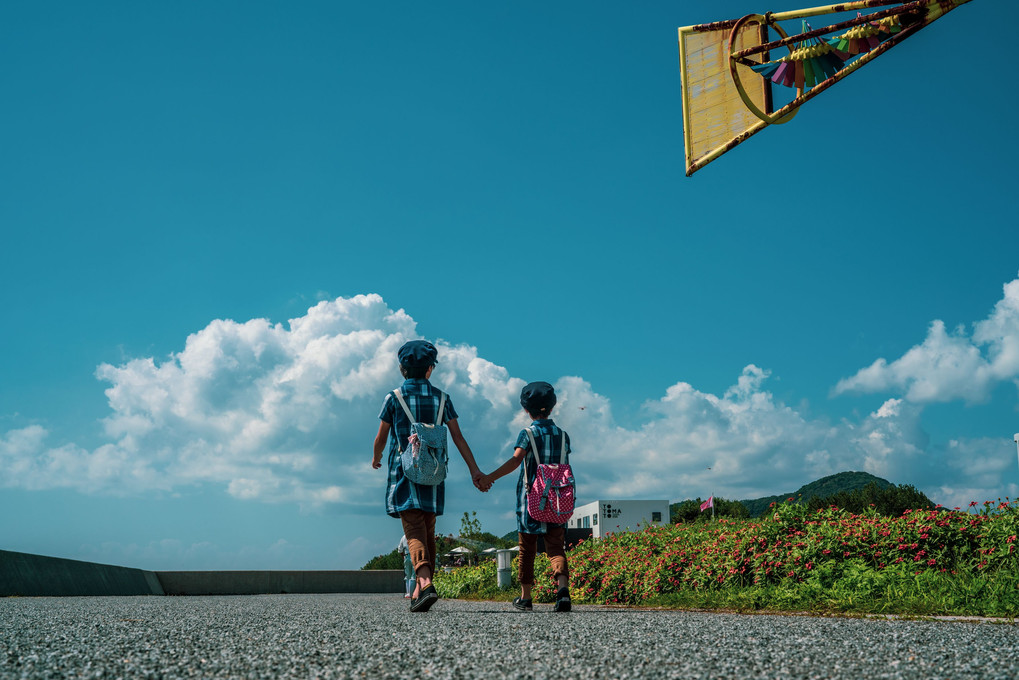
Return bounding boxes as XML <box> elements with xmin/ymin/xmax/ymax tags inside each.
<box><xmin>544</xmin><ymin>526</ymin><xmax>569</xmax><ymax>589</ymax></box>
<box><xmin>517</xmin><ymin>532</ymin><xmax>537</xmax><ymax>600</ymax></box>
<box><xmin>426</xmin><ymin>514</ymin><xmax>437</xmax><ymax>577</ymax></box>
<box><xmin>400</xmin><ymin>509</ymin><xmax>435</xmax><ymax>588</ymax></box>
<box><xmin>403</xmin><ymin>553</ymin><xmax>416</xmax><ymax>596</ymax></box>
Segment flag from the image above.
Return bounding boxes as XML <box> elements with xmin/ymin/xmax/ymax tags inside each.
<box><xmin>700</xmin><ymin>496</ymin><xmax>714</xmax><ymax>512</ymax></box>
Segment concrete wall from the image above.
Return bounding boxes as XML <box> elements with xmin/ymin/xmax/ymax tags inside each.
<box><xmin>1</xmin><ymin>550</ymin><xmax>404</xmax><ymax>597</ymax></box>
<box><xmin>0</xmin><ymin>549</ymin><xmax>164</xmax><ymax>597</ymax></box>
<box><xmin>156</xmin><ymin>570</ymin><xmax>403</xmax><ymax>596</ymax></box>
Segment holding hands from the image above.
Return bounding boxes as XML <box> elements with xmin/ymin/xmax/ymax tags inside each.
<box><xmin>472</xmin><ymin>469</ymin><xmax>492</xmax><ymax>492</ymax></box>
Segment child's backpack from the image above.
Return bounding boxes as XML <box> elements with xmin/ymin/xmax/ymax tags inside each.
<box><xmin>393</xmin><ymin>389</ymin><xmax>448</xmax><ymax>486</ymax></box>
<box><xmin>523</xmin><ymin>427</ymin><xmax>575</xmax><ymax>524</ymax></box>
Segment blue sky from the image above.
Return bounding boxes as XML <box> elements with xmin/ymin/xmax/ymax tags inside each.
<box><xmin>2</xmin><ymin>0</ymin><xmax>1016</xmax><ymax>570</ymax></box>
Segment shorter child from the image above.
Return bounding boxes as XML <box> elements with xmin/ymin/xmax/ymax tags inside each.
<box><xmin>481</xmin><ymin>381</ymin><xmax>572</xmax><ymax>612</ymax></box>
<box><xmin>397</xmin><ymin>534</ymin><xmax>415</xmax><ymax>599</ymax></box>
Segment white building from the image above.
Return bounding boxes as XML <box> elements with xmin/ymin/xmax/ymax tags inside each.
<box><xmin>567</xmin><ymin>499</ymin><xmax>670</xmax><ymax>539</ymax></box>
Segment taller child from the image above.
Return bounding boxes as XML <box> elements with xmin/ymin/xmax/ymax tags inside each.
<box><xmin>372</xmin><ymin>340</ymin><xmax>488</xmax><ymax>613</ymax></box>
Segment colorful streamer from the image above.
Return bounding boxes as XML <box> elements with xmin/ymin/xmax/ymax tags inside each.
<box><xmin>827</xmin><ymin>14</ymin><xmax>902</xmax><ymax>56</ymax></box>
<box><xmin>751</xmin><ymin>21</ymin><xmax>846</xmax><ymax>89</ymax></box>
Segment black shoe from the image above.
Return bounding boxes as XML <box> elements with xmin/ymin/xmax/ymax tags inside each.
<box><xmin>512</xmin><ymin>597</ymin><xmax>533</xmax><ymax>612</ymax></box>
<box><xmin>553</xmin><ymin>587</ymin><xmax>571</xmax><ymax>613</ymax></box>
<box><xmin>410</xmin><ymin>585</ymin><xmax>439</xmax><ymax>612</ymax></box>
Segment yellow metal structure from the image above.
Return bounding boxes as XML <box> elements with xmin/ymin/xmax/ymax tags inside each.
<box><xmin>678</xmin><ymin>22</ymin><xmax>772</xmax><ymax>178</ymax></box>
<box><xmin>678</xmin><ymin>0</ymin><xmax>975</xmax><ymax>176</ymax></box>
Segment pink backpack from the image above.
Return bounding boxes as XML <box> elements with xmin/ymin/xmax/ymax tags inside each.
<box><xmin>524</xmin><ymin>428</ymin><xmax>575</xmax><ymax>524</ymax></box>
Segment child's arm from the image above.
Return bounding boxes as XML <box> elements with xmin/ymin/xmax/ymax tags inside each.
<box><xmin>481</xmin><ymin>448</ymin><xmax>526</xmax><ymax>489</ymax></box>
<box><xmin>372</xmin><ymin>421</ymin><xmax>391</xmax><ymax>469</ymax></box>
<box><xmin>447</xmin><ymin>418</ymin><xmax>489</xmax><ymax>491</ymax></box>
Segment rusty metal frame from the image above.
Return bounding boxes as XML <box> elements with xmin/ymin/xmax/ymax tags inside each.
<box><xmin>680</xmin><ymin>0</ymin><xmax>974</xmax><ymax>176</ymax></box>
<box><xmin>687</xmin><ymin>0</ymin><xmax>904</xmax><ymax>34</ymax></box>
<box><xmin>730</xmin><ymin>1</ymin><xmax>925</xmax><ymax>62</ymax></box>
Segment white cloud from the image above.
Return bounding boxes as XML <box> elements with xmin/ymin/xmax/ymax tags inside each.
<box><xmin>834</xmin><ymin>276</ymin><xmax>1019</xmax><ymax>403</ymax></box>
<box><xmin>1</xmin><ymin>292</ymin><xmax>1016</xmax><ymax>512</ymax></box>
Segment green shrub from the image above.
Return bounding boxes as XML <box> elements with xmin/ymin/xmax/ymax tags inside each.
<box><xmin>446</xmin><ymin>499</ymin><xmax>1019</xmax><ymax>616</ymax></box>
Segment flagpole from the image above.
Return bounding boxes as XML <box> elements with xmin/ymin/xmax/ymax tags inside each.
<box><xmin>712</xmin><ymin>492</ymin><xmax>715</xmax><ymax>521</ymax></box>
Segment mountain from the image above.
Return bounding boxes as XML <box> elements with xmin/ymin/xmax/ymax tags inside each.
<box><xmin>739</xmin><ymin>471</ymin><xmax>894</xmax><ymax>517</ymax></box>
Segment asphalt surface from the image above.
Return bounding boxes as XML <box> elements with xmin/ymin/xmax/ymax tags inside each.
<box><xmin>2</xmin><ymin>594</ymin><xmax>1017</xmax><ymax>679</ymax></box>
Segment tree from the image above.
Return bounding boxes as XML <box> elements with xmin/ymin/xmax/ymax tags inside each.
<box><xmin>670</xmin><ymin>497</ymin><xmax>748</xmax><ymax>523</ymax></box>
<box><xmin>460</xmin><ymin>511</ymin><xmax>483</xmax><ymax>540</ymax></box>
<box><xmin>361</xmin><ymin>549</ymin><xmax>402</xmax><ymax>570</ymax></box>
<box><xmin>806</xmin><ymin>482</ymin><xmax>934</xmax><ymax>516</ymax></box>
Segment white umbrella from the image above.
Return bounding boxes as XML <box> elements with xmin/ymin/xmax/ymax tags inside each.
<box><xmin>449</xmin><ymin>546</ymin><xmax>473</xmax><ymax>554</ymax></box>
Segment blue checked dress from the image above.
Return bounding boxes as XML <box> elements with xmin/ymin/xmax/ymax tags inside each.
<box><xmin>515</xmin><ymin>418</ymin><xmax>572</xmax><ymax>535</ymax></box>
<box><xmin>379</xmin><ymin>379</ymin><xmax>458</xmax><ymax>518</ymax></box>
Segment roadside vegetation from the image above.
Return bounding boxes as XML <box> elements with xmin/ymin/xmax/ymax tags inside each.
<box><xmin>361</xmin><ymin>511</ymin><xmax>513</xmax><ymax>571</ymax></box>
<box><xmin>435</xmin><ymin>499</ymin><xmax>1019</xmax><ymax>617</ymax></box>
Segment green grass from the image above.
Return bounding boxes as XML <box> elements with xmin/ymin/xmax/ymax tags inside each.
<box><xmin>435</xmin><ymin>500</ymin><xmax>1019</xmax><ymax>617</ymax></box>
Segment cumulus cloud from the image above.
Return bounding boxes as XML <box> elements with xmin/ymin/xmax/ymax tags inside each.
<box><xmin>1</xmin><ymin>292</ymin><xmax>1016</xmax><ymax>512</ymax></box>
<box><xmin>834</xmin><ymin>276</ymin><xmax>1019</xmax><ymax>403</ymax></box>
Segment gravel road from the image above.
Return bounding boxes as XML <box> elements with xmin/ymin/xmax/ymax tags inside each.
<box><xmin>2</xmin><ymin>594</ymin><xmax>1017</xmax><ymax>679</ymax></box>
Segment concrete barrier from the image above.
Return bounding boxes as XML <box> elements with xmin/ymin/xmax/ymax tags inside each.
<box><xmin>0</xmin><ymin>550</ymin><xmax>164</xmax><ymax>597</ymax></box>
<box><xmin>156</xmin><ymin>570</ymin><xmax>403</xmax><ymax>595</ymax></box>
<box><xmin>1</xmin><ymin>549</ymin><xmax>403</xmax><ymax>597</ymax></box>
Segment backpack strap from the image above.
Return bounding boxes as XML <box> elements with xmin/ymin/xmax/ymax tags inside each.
<box><xmin>392</xmin><ymin>389</ymin><xmax>415</xmax><ymax>422</ymax></box>
<box><xmin>525</xmin><ymin>428</ymin><xmax>568</xmax><ymax>466</ymax></box>
<box><xmin>394</xmin><ymin>388</ymin><xmax>447</xmax><ymax>425</ymax></box>
<box><xmin>435</xmin><ymin>391</ymin><xmax>447</xmax><ymax>427</ymax></box>
<box><xmin>523</xmin><ymin>427</ymin><xmax>538</xmax><ymax>492</ymax></box>
<box><xmin>392</xmin><ymin>390</ymin><xmax>413</xmax><ymax>454</ymax></box>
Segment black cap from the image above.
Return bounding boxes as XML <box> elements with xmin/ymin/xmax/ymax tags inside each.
<box><xmin>520</xmin><ymin>381</ymin><xmax>556</xmax><ymax>413</ymax></box>
<box><xmin>398</xmin><ymin>340</ymin><xmax>438</xmax><ymax>368</ymax></box>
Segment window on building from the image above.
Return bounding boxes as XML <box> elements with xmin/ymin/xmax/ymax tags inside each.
<box><xmin>652</xmin><ymin>511</ymin><xmax>662</xmax><ymax>522</ymax></box>
<box><xmin>593</xmin><ymin>513</ymin><xmax>598</xmax><ymax>526</ymax></box>
<box><xmin>583</xmin><ymin>515</ymin><xmax>590</xmax><ymax>528</ymax></box>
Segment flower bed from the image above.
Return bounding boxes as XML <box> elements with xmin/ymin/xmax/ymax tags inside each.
<box><xmin>438</xmin><ymin>500</ymin><xmax>1019</xmax><ymax>616</ymax></box>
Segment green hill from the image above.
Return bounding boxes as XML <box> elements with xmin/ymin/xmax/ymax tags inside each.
<box><xmin>740</xmin><ymin>471</ymin><xmax>894</xmax><ymax>517</ymax></box>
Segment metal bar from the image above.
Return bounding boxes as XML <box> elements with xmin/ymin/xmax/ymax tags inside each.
<box><xmin>732</xmin><ymin>1</ymin><xmax>926</xmax><ymax>61</ymax></box>
<box><xmin>759</xmin><ymin>22</ymin><xmax>774</xmax><ymax>114</ymax></box>
<box><xmin>766</xmin><ymin>0</ymin><xmax>906</xmax><ymax>22</ymax></box>
<box><xmin>677</xmin><ymin>28</ymin><xmax>696</xmax><ymax>176</ymax></box>
<box><xmin>686</xmin><ymin>0</ymin><xmax>903</xmax><ymax>33</ymax></box>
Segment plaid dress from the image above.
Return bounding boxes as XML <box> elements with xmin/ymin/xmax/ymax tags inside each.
<box><xmin>379</xmin><ymin>378</ymin><xmax>458</xmax><ymax>518</ymax></box>
<box><xmin>515</xmin><ymin>418</ymin><xmax>572</xmax><ymax>535</ymax></box>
